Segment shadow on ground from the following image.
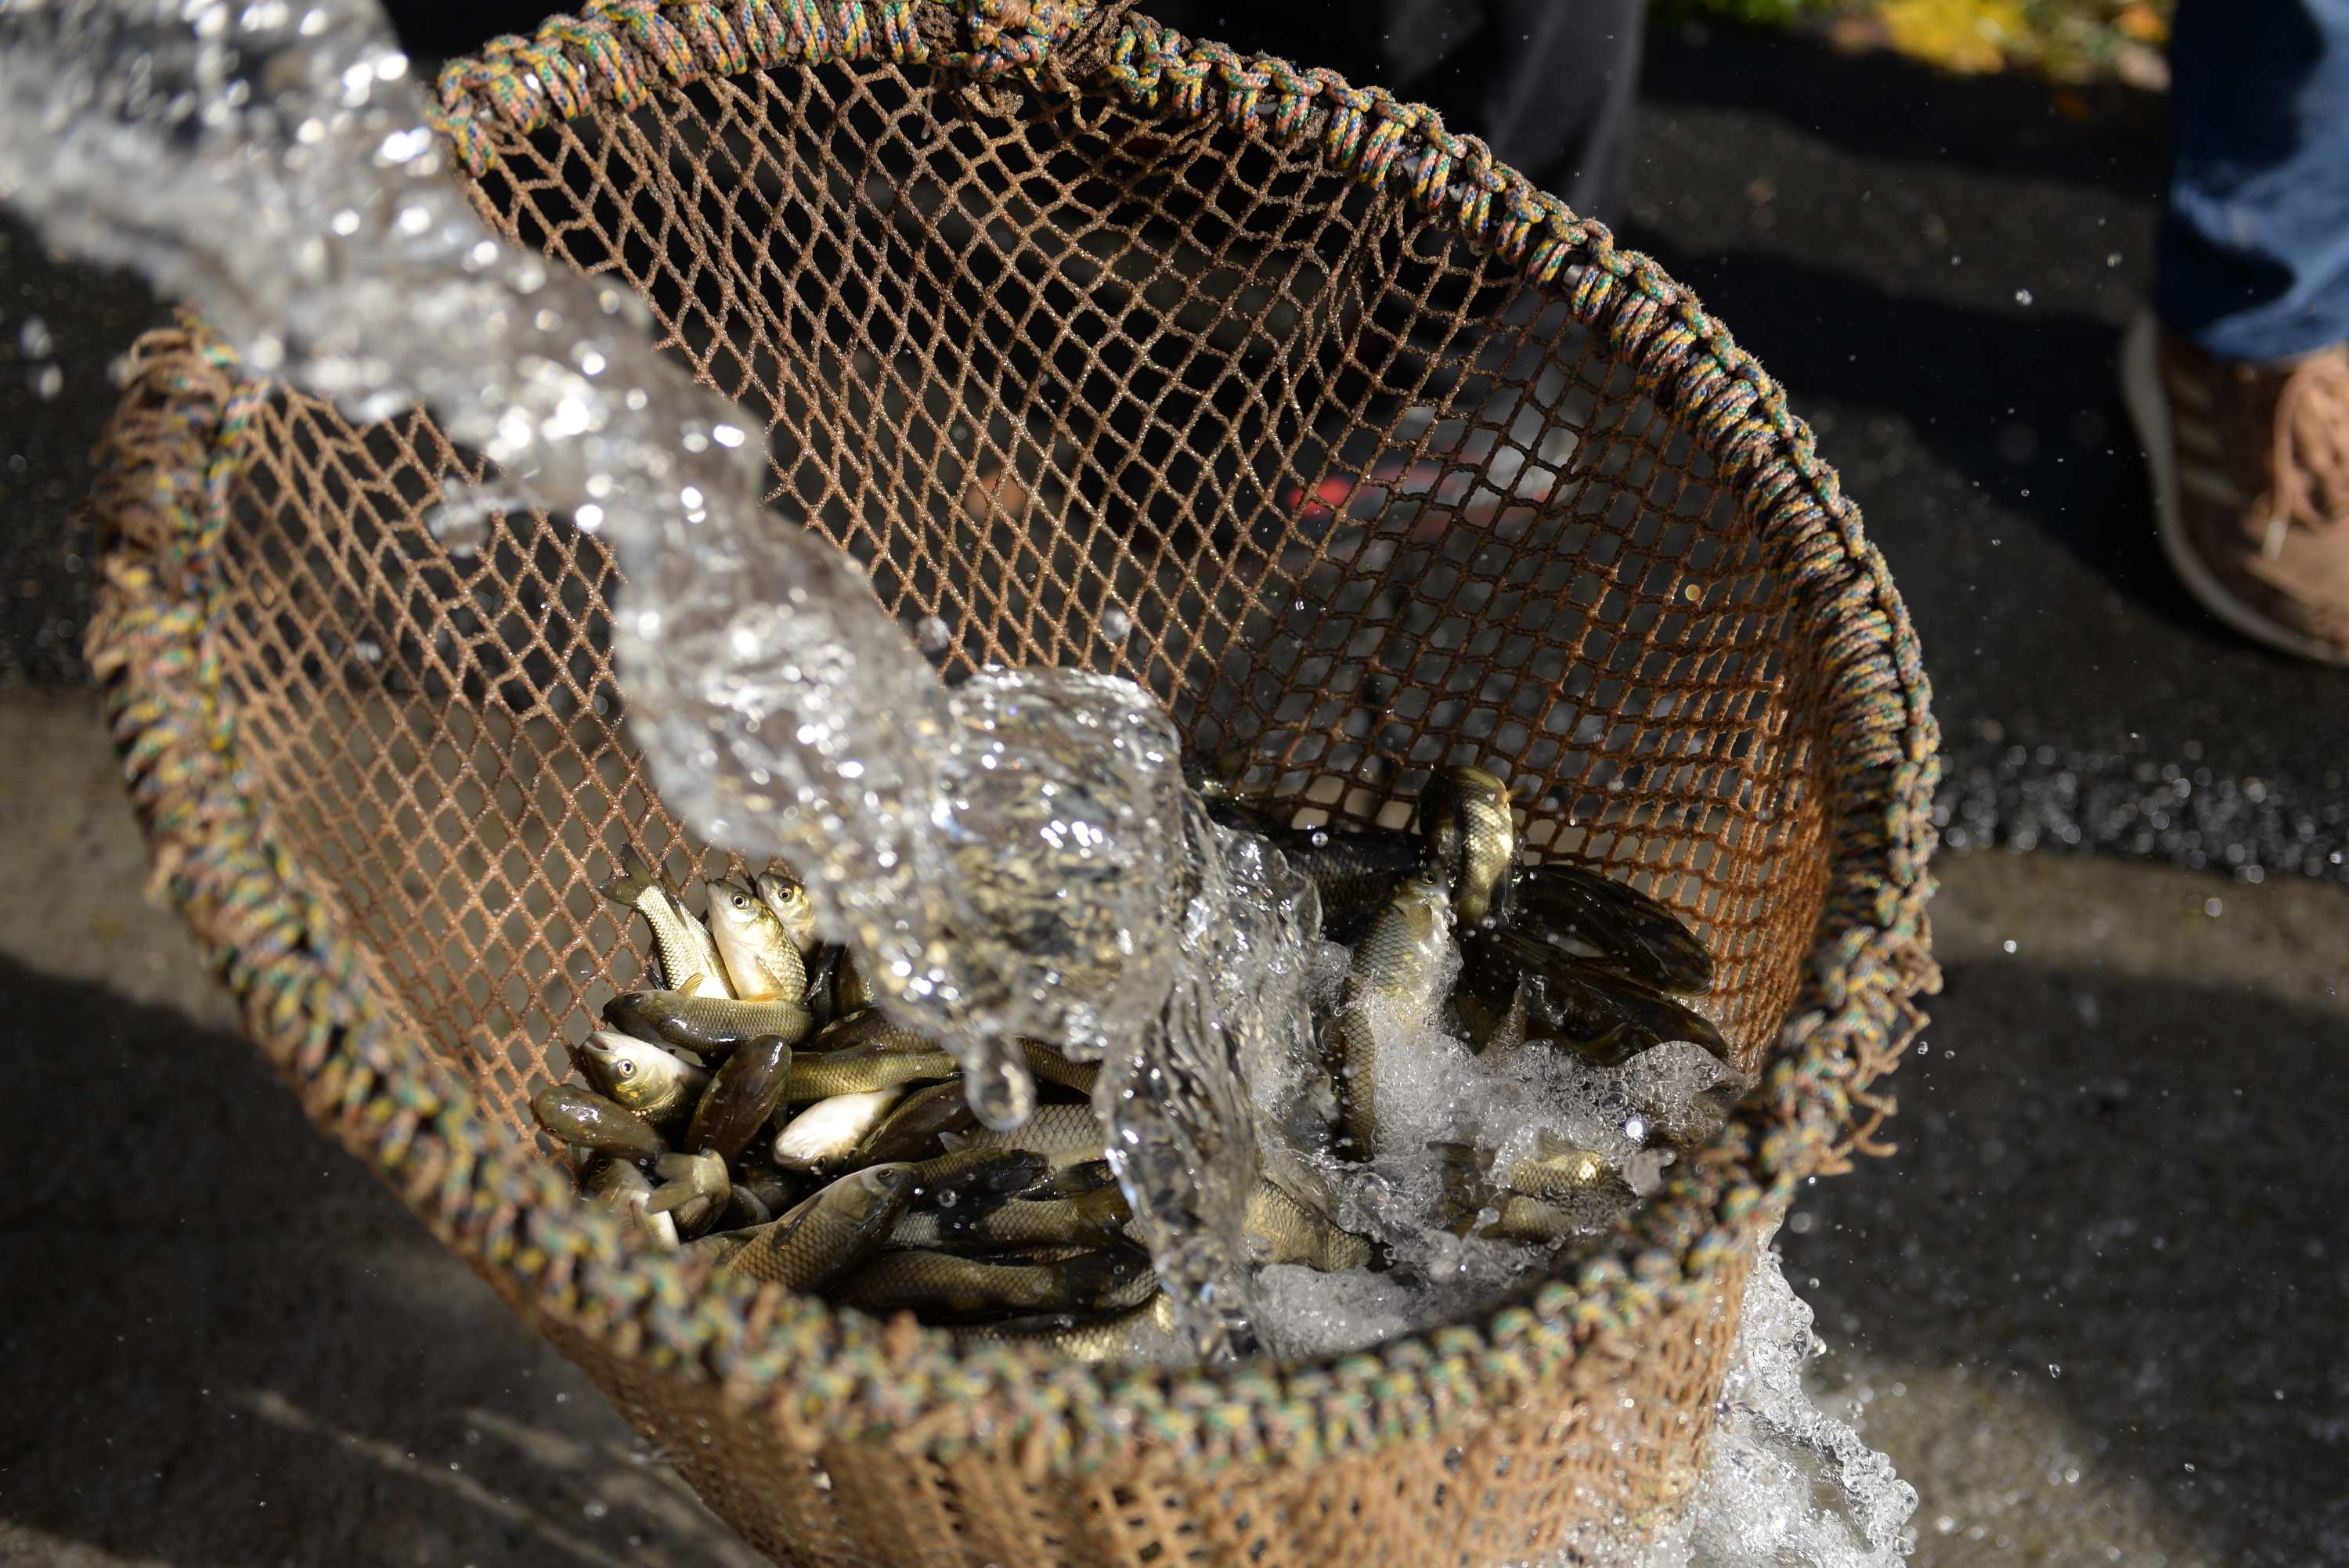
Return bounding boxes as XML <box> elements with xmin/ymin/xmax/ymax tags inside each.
<box><xmin>1784</xmin><ymin>945</ymin><xmax>2349</xmax><ymax>1568</ymax></box>
<box><xmin>0</xmin><ymin>956</ymin><xmax>756</xmax><ymax>1568</ymax></box>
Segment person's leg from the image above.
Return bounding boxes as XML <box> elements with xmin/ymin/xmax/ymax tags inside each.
<box><xmin>2157</xmin><ymin>0</ymin><xmax>2349</xmax><ymax>360</ymax></box>
<box><xmin>2125</xmin><ymin>0</ymin><xmax>2349</xmax><ymax>663</ymax></box>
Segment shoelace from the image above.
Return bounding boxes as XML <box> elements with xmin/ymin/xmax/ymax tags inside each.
<box><xmin>2263</xmin><ymin>348</ymin><xmax>2349</xmax><ymax>557</ymax></box>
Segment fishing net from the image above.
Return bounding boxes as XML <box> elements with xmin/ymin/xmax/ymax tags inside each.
<box><xmin>84</xmin><ymin>2</ymin><xmax>1940</xmax><ymax>1563</ymax></box>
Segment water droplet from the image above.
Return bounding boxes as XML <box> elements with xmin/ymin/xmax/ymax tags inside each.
<box><xmin>1100</xmin><ymin>606</ymin><xmax>1132</xmax><ymax>640</ymax></box>
<box><xmin>917</xmin><ymin>615</ymin><xmax>951</xmax><ymax>653</ymax></box>
<box><xmin>965</xmin><ymin>1043</ymin><xmax>1037</xmax><ymax>1131</ymax></box>
<box><xmin>1309</xmin><ymin>830</ymin><xmax>1329</xmax><ymax>847</ymax></box>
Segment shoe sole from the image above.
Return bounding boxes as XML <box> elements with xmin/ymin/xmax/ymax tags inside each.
<box><xmin>2119</xmin><ymin>311</ymin><xmax>2349</xmax><ymax>666</ymax></box>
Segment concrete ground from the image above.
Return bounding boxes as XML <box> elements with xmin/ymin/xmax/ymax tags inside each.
<box><xmin>4</xmin><ymin>687</ymin><xmax>2343</xmax><ymax>1566</ymax></box>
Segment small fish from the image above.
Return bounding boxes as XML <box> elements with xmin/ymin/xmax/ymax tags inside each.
<box><xmin>718</xmin><ymin>1163</ymin><xmax>919</xmax><ymax>1292</ymax></box>
<box><xmin>1460</xmin><ymin>928</ymin><xmax>1729</xmax><ymax>1065</ymax></box>
<box><xmin>827</xmin><ymin>947</ymin><xmax>879</xmax><ymax>1018</ymax></box>
<box><xmin>1420</xmin><ymin>765</ymin><xmax>1518</xmax><ymax>930</ymax></box>
<box><xmin>603</xmin><ymin>862</ymin><xmax>732</xmax><ymax>999</ymax></box>
<box><xmin>950</xmin><ymin>1291</ymin><xmax>1181</xmax><ymax>1363</ymax></box>
<box><xmin>1505</xmin><ymin>1130</ymin><xmax>1626</xmax><ymax>1200</ymax></box>
<box><xmin>684</xmin><ymin>1034</ymin><xmax>794</xmax><ymax>1164</ymax></box>
<box><xmin>753</xmin><ymin>870</ymin><xmax>821</xmax><ymax>955</ymax></box>
<box><xmin>890</xmin><ymin>1185</ymin><xmax>1135</xmax><ymax>1253</ymax></box>
<box><xmin>648</xmin><ymin>1148</ymin><xmax>731</xmax><ymax>1233</ymax></box>
<box><xmin>720</xmin><ymin>1184</ymin><xmax>774</xmax><ymax>1229</ymax></box>
<box><xmin>907</xmin><ymin>1148</ymin><xmax>1052</xmax><ymax>1209</ymax></box>
<box><xmin>784</xmin><ymin>1029</ymin><xmax>958</xmax><ymax>1101</ymax></box>
<box><xmin>733</xmin><ymin>1164</ymin><xmax>807</xmax><ymax>1218</ymax></box>
<box><xmin>532</xmin><ymin>1083</ymin><xmax>666</xmax><ymax>1162</ymax></box>
<box><xmin>773</xmin><ymin>1088</ymin><xmax>905</xmax><ymax>1170</ymax></box>
<box><xmin>577</xmin><ymin>1030</ymin><xmax>709</xmax><ymax>1132</ymax></box>
<box><xmin>1478</xmin><ymin>1192</ymin><xmax>1582</xmax><ymax>1245</ymax></box>
<box><xmin>1485</xmin><ymin>1133</ymin><xmax>1636</xmax><ymax>1239</ymax></box>
<box><xmin>708</xmin><ymin>878</ymin><xmax>807</xmax><ymax>1002</ymax></box>
<box><xmin>939</xmin><ymin>1103</ymin><xmax>1106</xmax><ymax>1161</ymax></box>
<box><xmin>1261</xmin><ymin>824</ymin><xmax>1426</xmax><ymax>946</ymax></box>
<box><xmin>1325</xmin><ymin>867</ymin><xmax>1455</xmax><ymax>1160</ymax></box>
<box><xmin>1020</xmin><ymin>1158</ymin><xmax>1118</xmax><ymax>1201</ymax></box>
<box><xmin>581</xmin><ymin>1152</ymin><xmax>680</xmax><ymax>1250</ymax></box>
<box><xmin>1514</xmin><ymin>862</ymin><xmax>1715</xmax><ymax>995</ymax></box>
<box><xmin>853</xmin><ymin>1080</ymin><xmax>983</xmax><ymax>1166</ymax></box>
<box><xmin>1243</xmin><ymin>1177</ymin><xmax>1376</xmax><ymax>1271</ymax></box>
<box><xmin>832</xmin><ymin>1246</ymin><xmax>1157</xmax><ymax>1320</ymax></box>
<box><xmin>1018</xmin><ymin>1038</ymin><xmax>1099</xmax><ymax>1097</ymax></box>
<box><xmin>602</xmin><ymin>989</ymin><xmax>812</xmax><ymax>1055</ymax></box>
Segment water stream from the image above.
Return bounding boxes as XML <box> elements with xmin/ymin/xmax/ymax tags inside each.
<box><xmin>0</xmin><ymin>0</ymin><xmax>1279</xmax><ymax>1358</ymax></box>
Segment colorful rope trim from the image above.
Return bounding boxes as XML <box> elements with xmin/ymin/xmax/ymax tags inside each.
<box><xmin>94</xmin><ymin>0</ymin><xmax>1941</xmax><ymax>1490</ymax></box>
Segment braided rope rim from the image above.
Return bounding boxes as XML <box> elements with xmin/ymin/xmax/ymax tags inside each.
<box><xmin>87</xmin><ymin>0</ymin><xmax>1940</xmax><ymax>1488</ymax></box>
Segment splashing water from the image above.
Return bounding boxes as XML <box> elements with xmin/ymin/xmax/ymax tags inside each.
<box><xmin>0</xmin><ymin>0</ymin><xmax>1279</xmax><ymax>1357</ymax></box>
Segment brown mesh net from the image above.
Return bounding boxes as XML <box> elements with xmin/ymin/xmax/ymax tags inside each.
<box><xmin>88</xmin><ymin>9</ymin><xmax>1921</xmax><ymax>1563</ymax></box>
<box><xmin>218</xmin><ymin>46</ymin><xmax>1828</xmax><ymax>1138</ymax></box>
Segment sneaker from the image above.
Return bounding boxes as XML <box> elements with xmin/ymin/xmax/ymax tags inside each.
<box><xmin>2120</xmin><ymin>311</ymin><xmax>2349</xmax><ymax>665</ymax></box>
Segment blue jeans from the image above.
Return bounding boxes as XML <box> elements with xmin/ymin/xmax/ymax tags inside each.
<box><xmin>2159</xmin><ymin>0</ymin><xmax>2349</xmax><ymax>361</ymax></box>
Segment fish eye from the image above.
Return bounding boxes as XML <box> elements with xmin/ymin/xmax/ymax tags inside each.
<box><xmin>617</xmin><ymin>1060</ymin><xmax>636</xmax><ymax>1077</ymax></box>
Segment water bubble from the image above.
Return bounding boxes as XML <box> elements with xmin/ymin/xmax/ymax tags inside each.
<box><xmin>1100</xmin><ymin>605</ymin><xmax>1132</xmax><ymax>640</ymax></box>
<box><xmin>916</xmin><ymin>615</ymin><xmax>951</xmax><ymax>654</ymax></box>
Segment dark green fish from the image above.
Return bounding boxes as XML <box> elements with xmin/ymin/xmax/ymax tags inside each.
<box><xmin>602</xmin><ymin>989</ymin><xmax>813</xmax><ymax>1055</ymax></box>
<box><xmin>853</xmin><ymin>1080</ymin><xmax>982</xmax><ymax>1166</ymax></box>
<box><xmin>832</xmin><ymin>1246</ymin><xmax>1157</xmax><ymax>1320</ymax></box>
<box><xmin>1514</xmin><ymin>862</ymin><xmax>1715</xmax><ymax>995</ymax></box>
<box><xmin>784</xmin><ymin>1036</ymin><xmax>958</xmax><ymax>1101</ymax></box>
<box><xmin>907</xmin><ymin>1148</ymin><xmax>1052</xmax><ymax>1209</ymax></box>
<box><xmin>1461</xmin><ymin>928</ymin><xmax>1729</xmax><ymax>1065</ymax></box>
<box><xmin>949</xmin><ymin>1292</ymin><xmax>1180</xmax><ymax>1362</ymax></box>
<box><xmin>1020</xmin><ymin>1158</ymin><xmax>1118</xmax><ymax>1201</ymax></box>
<box><xmin>890</xmin><ymin>1185</ymin><xmax>1135</xmax><ymax>1253</ymax></box>
<box><xmin>532</xmin><ymin>1083</ymin><xmax>666</xmax><ymax>1162</ymax></box>
<box><xmin>731</xmin><ymin>1165</ymin><xmax>805</xmax><ymax>1220</ymax></box>
<box><xmin>684</xmin><ymin>1035</ymin><xmax>793</xmax><ymax>1163</ymax></box>
<box><xmin>1018</xmin><ymin>1038</ymin><xmax>1099</xmax><ymax>1097</ymax></box>
<box><xmin>938</xmin><ymin>1103</ymin><xmax>1106</xmax><ymax>1161</ymax></box>
<box><xmin>1243</xmin><ymin>1177</ymin><xmax>1376</xmax><ymax>1271</ymax></box>
<box><xmin>718</xmin><ymin>1163</ymin><xmax>919</xmax><ymax>1292</ymax></box>
<box><xmin>1261</xmin><ymin>824</ymin><xmax>1426</xmax><ymax>946</ymax></box>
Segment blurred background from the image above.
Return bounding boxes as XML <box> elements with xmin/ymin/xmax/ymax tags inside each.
<box><xmin>3</xmin><ymin>2</ymin><xmax>2344</xmax><ymax>1565</ymax></box>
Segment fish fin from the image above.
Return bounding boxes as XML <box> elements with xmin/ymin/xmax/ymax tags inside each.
<box><xmin>937</xmin><ymin>1130</ymin><xmax>972</xmax><ymax>1153</ymax></box>
<box><xmin>601</xmin><ymin>855</ymin><xmax>662</xmax><ymax>910</ymax></box>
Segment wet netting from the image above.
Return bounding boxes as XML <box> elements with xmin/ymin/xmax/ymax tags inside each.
<box><xmin>85</xmin><ymin>3</ymin><xmax>1941</xmax><ymax>1564</ymax></box>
